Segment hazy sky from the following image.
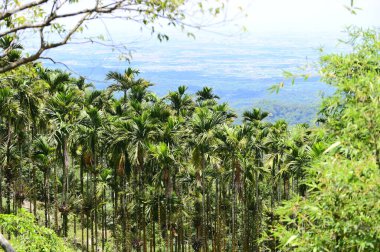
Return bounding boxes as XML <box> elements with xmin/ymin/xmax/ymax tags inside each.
<box><xmin>240</xmin><ymin>0</ymin><xmax>380</xmax><ymax>32</ymax></box>
<box><xmin>86</xmin><ymin>0</ymin><xmax>380</xmax><ymax>42</ymax></box>
<box><xmin>43</xmin><ymin>0</ymin><xmax>380</xmax><ymax>65</ymax></box>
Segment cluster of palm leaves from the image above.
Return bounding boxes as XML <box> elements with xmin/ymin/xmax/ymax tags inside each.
<box><xmin>0</xmin><ymin>63</ymin><xmax>322</xmax><ymax>251</ymax></box>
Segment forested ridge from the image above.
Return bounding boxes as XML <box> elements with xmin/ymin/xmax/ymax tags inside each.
<box><xmin>0</xmin><ymin>27</ymin><xmax>379</xmax><ymax>252</ymax></box>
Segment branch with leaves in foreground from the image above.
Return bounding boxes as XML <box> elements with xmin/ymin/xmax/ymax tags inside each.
<box><xmin>0</xmin><ymin>0</ymin><xmax>229</xmax><ymax>74</ymax></box>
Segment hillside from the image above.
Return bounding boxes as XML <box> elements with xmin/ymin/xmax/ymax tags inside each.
<box><xmin>0</xmin><ymin>28</ymin><xmax>379</xmax><ymax>251</ymax></box>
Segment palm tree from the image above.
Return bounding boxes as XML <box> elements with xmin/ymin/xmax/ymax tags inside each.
<box><xmin>38</xmin><ymin>68</ymin><xmax>71</xmax><ymax>94</ymax></box>
<box><xmin>107</xmin><ymin>108</ymin><xmax>155</xmax><ymax>251</ymax></box>
<box><xmin>32</xmin><ymin>136</ymin><xmax>55</xmax><ymax>227</ymax></box>
<box><xmin>77</xmin><ymin>106</ymin><xmax>104</xmax><ymax>251</ymax></box>
<box><xmin>190</xmin><ymin>106</ymin><xmax>229</xmax><ymax>251</ymax></box>
<box><xmin>215</xmin><ymin>125</ymin><xmax>247</xmax><ymax>251</ymax></box>
<box><xmin>46</xmin><ymin>86</ymin><xmax>81</xmax><ymax>236</ymax></box>
<box><xmin>0</xmin><ymin>87</ymin><xmax>21</xmax><ymax>214</ymax></box>
<box><xmin>127</xmin><ymin>111</ymin><xmax>155</xmax><ymax>252</ymax></box>
<box><xmin>106</xmin><ymin>67</ymin><xmax>141</xmax><ymax>104</ymax></box>
<box><xmin>196</xmin><ymin>87</ymin><xmax>220</xmax><ymax>102</ymax></box>
<box><xmin>243</xmin><ymin>108</ymin><xmax>270</xmax><ymax>124</ymax></box>
<box><xmin>149</xmin><ymin>142</ymin><xmax>175</xmax><ymax>250</ymax></box>
<box><xmin>166</xmin><ymin>85</ymin><xmax>194</xmax><ymax>116</ymax></box>
<box><xmin>8</xmin><ymin>76</ymin><xmax>45</xmax><ymax>216</ymax></box>
<box><xmin>0</xmin><ymin>64</ymin><xmax>329</xmax><ymax>251</ymax></box>
<box><xmin>0</xmin><ymin>35</ymin><xmax>23</xmax><ymax>67</ymax></box>
<box><xmin>74</xmin><ymin>76</ymin><xmax>94</xmax><ymax>91</ymax></box>
<box><xmin>241</xmin><ymin>107</ymin><xmax>273</xmax><ymax>250</ymax></box>
<box><xmin>263</xmin><ymin>120</ymin><xmax>288</xmax><ymax>251</ymax></box>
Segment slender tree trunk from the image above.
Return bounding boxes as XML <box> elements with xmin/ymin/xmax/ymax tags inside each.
<box><xmin>113</xmin><ymin>162</ymin><xmax>119</xmax><ymax>251</ymax></box>
<box><xmin>44</xmin><ymin>171</ymin><xmax>49</xmax><ymax>227</ymax></box>
<box><xmin>375</xmin><ymin>146</ymin><xmax>380</xmax><ymax>170</ymax></box>
<box><xmin>93</xmin><ymin>142</ymin><xmax>98</xmax><ymax>252</ymax></box>
<box><xmin>0</xmin><ymin>152</ymin><xmax>2</xmax><ymax>214</ymax></box>
<box><xmin>232</xmin><ymin>160</ymin><xmax>236</xmax><ymax>252</ymax></box>
<box><xmin>74</xmin><ymin>214</ymin><xmax>77</xmax><ymax>242</ymax></box>
<box><xmin>80</xmin><ymin>157</ymin><xmax>85</xmax><ymax>251</ymax></box>
<box><xmin>86</xmin><ymin>215</ymin><xmax>89</xmax><ymax>252</ymax></box>
<box><xmin>102</xmin><ymin>188</ymin><xmax>106</xmax><ymax>252</ymax></box>
<box><xmin>215</xmin><ymin>177</ymin><xmax>220</xmax><ymax>252</ymax></box>
<box><xmin>201</xmin><ymin>154</ymin><xmax>207</xmax><ymax>252</ymax></box>
<box><xmin>91</xmin><ymin>209</ymin><xmax>95</xmax><ymax>252</ymax></box>
<box><xmin>54</xmin><ymin>164</ymin><xmax>59</xmax><ymax>233</ymax></box>
<box><xmin>269</xmin><ymin>157</ymin><xmax>277</xmax><ymax>252</ymax></box>
<box><xmin>121</xmin><ymin>174</ymin><xmax>127</xmax><ymax>252</ymax></box>
<box><xmin>32</xmin><ymin>165</ymin><xmax>37</xmax><ymax>218</ymax></box>
<box><xmin>152</xmin><ymin>206</ymin><xmax>156</xmax><ymax>252</ymax></box>
<box><xmin>62</xmin><ymin>136</ymin><xmax>69</xmax><ymax>237</ymax></box>
<box><xmin>5</xmin><ymin>121</ymin><xmax>12</xmax><ymax>214</ymax></box>
<box><xmin>47</xmin><ymin>166</ymin><xmax>51</xmax><ymax>228</ymax></box>
<box><xmin>139</xmin><ymin>151</ymin><xmax>147</xmax><ymax>252</ymax></box>
<box><xmin>243</xmin><ymin>174</ymin><xmax>249</xmax><ymax>251</ymax></box>
<box><xmin>143</xmin><ymin>204</ymin><xmax>147</xmax><ymax>252</ymax></box>
<box><xmin>253</xmin><ymin>169</ymin><xmax>260</xmax><ymax>252</ymax></box>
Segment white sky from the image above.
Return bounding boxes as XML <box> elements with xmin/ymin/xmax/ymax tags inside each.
<box><xmin>38</xmin><ymin>0</ymin><xmax>380</xmax><ymax>54</ymax></box>
<box><xmin>86</xmin><ymin>0</ymin><xmax>380</xmax><ymax>42</ymax></box>
<box><xmin>239</xmin><ymin>0</ymin><xmax>380</xmax><ymax>33</ymax></box>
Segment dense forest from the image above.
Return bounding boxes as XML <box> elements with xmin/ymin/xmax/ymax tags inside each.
<box><xmin>0</xmin><ymin>26</ymin><xmax>378</xmax><ymax>251</ymax></box>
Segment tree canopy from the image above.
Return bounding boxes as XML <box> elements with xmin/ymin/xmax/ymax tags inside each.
<box><xmin>0</xmin><ymin>28</ymin><xmax>378</xmax><ymax>251</ymax></box>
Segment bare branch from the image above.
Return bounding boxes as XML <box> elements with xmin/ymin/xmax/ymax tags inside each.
<box><xmin>46</xmin><ymin>13</ymin><xmax>89</xmax><ymax>49</ymax></box>
<box><xmin>0</xmin><ymin>1</ymin><xmax>127</xmax><ymax>38</ymax></box>
<box><xmin>0</xmin><ymin>0</ymin><xmax>229</xmax><ymax>73</ymax></box>
<box><xmin>0</xmin><ymin>0</ymin><xmax>48</xmax><ymax>20</ymax></box>
<box><xmin>0</xmin><ymin>13</ymin><xmax>89</xmax><ymax>74</ymax></box>
<box><xmin>40</xmin><ymin>56</ymin><xmax>104</xmax><ymax>83</ymax></box>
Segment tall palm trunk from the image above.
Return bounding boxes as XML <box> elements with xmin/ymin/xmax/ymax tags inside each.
<box><xmin>5</xmin><ymin>121</ymin><xmax>12</xmax><ymax>214</ymax></box>
<box><xmin>253</xmin><ymin>150</ymin><xmax>262</xmax><ymax>252</ymax></box>
<box><xmin>44</xmin><ymin>169</ymin><xmax>49</xmax><ymax>227</ymax></box>
<box><xmin>0</xmin><ymin>153</ymin><xmax>2</xmax><ymax>214</ymax></box>
<box><xmin>32</xmin><ymin>165</ymin><xmax>37</xmax><ymax>217</ymax></box>
<box><xmin>268</xmin><ymin>155</ymin><xmax>278</xmax><ymax>252</ymax></box>
<box><xmin>121</xmin><ymin>174</ymin><xmax>127</xmax><ymax>252</ymax></box>
<box><xmin>62</xmin><ymin>136</ymin><xmax>70</xmax><ymax>237</ymax></box>
<box><xmin>215</xmin><ymin>176</ymin><xmax>220</xmax><ymax>251</ymax></box>
<box><xmin>54</xmin><ymin>164</ymin><xmax>59</xmax><ymax>233</ymax></box>
<box><xmin>112</xmin><ymin>160</ymin><xmax>119</xmax><ymax>251</ymax></box>
<box><xmin>243</xmin><ymin>172</ymin><xmax>249</xmax><ymax>251</ymax></box>
<box><xmin>123</xmin><ymin>90</ymin><xmax>127</xmax><ymax>105</ymax></box>
<box><xmin>102</xmin><ymin>187</ymin><xmax>106</xmax><ymax>251</ymax></box>
<box><xmin>231</xmin><ymin>159</ymin><xmax>237</xmax><ymax>252</ymax></box>
<box><xmin>80</xmin><ymin>157</ymin><xmax>85</xmax><ymax>252</ymax></box>
<box><xmin>92</xmin><ymin>141</ymin><xmax>98</xmax><ymax>251</ymax></box>
<box><xmin>138</xmin><ymin>148</ymin><xmax>147</xmax><ymax>252</ymax></box>
<box><xmin>201</xmin><ymin>154</ymin><xmax>207</xmax><ymax>252</ymax></box>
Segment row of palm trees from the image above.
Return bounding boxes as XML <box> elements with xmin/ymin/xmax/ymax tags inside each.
<box><xmin>0</xmin><ymin>63</ymin><xmax>321</xmax><ymax>251</ymax></box>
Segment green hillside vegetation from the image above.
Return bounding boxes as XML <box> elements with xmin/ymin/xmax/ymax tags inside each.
<box><xmin>0</xmin><ymin>209</ymin><xmax>75</xmax><ymax>251</ymax></box>
<box><xmin>235</xmin><ymin>100</ymin><xmax>320</xmax><ymax>125</ymax></box>
<box><xmin>0</xmin><ymin>25</ymin><xmax>379</xmax><ymax>252</ymax></box>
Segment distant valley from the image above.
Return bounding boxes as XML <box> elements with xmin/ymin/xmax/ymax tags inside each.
<box><xmin>44</xmin><ymin>32</ymin><xmax>344</xmax><ymax>124</ymax></box>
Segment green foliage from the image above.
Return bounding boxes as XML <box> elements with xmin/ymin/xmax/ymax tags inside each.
<box><xmin>0</xmin><ymin>209</ymin><xmax>75</xmax><ymax>252</ymax></box>
<box><xmin>270</xmin><ymin>28</ymin><xmax>380</xmax><ymax>251</ymax></box>
<box><xmin>270</xmin><ymin>157</ymin><xmax>380</xmax><ymax>251</ymax></box>
<box><xmin>319</xmin><ymin>27</ymin><xmax>380</xmax><ymax>162</ymax></box>
<box><xmin>0</xmin><ymin>15</ymin><xmax>378</xmax><ymax>251</ymax></box>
